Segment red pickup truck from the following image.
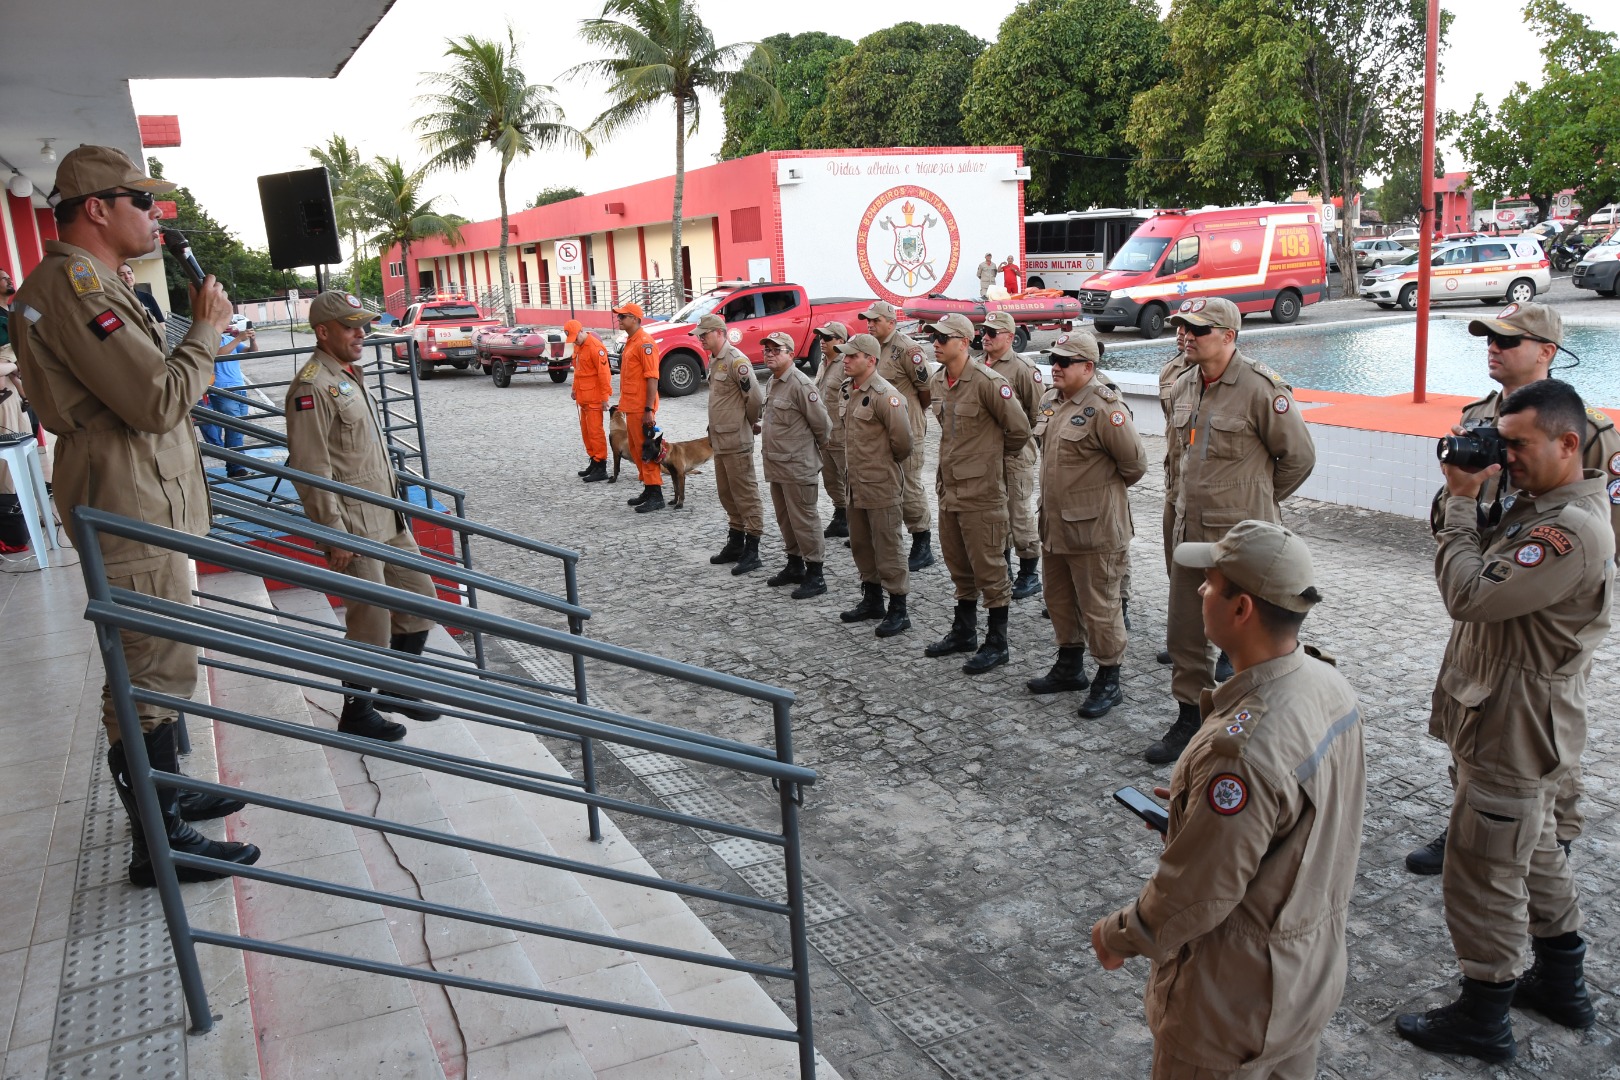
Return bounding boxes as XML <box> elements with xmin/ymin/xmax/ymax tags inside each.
<box><xmin>629</xmin><ymin>282</ymin><xmax>871</xmax><ymax>396</ymax></box>
<box><xmin>391</xmin><ymin>296</ymin><xmax>502</xmax><ymax>378</ymax></box>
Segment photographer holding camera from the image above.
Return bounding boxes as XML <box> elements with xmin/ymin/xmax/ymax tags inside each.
<box><xmin>1396</xmin><ymin>379</ymin><xmax>1609</xmax><ymax>1063</ymax></box>
<box><xmin>1406</xmin><ymin>302</ymin><xmax>1620</xmax><ymax>877</ymax></box>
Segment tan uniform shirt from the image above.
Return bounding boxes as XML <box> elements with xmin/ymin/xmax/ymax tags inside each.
<box><xmin>1460</xmin><ymin>390</ymin><xmax>1620</xmax><ymax>540</ymax></box>
<box><xmin>875</xmin><ymin>330</ymin><xmax>930</xmax><ymax>423</ymax></box>
<box><xmin>1430</xmin><ymin>473</ymin><xmax>1614</xmax><ymax>783</ymax></box>
<box><xmin>706</xmin><ymin>344</ymin><xmax>763</xmax><ymax>456</ymax></box>
<box><xmin>1098</xmin><ymin>645</ymin><xmax>1365</xmax><ymax>1071</ymax></box>
<box><xmin>1159</xmin><ymin>350</ymin><xmax>1194</xmax><ymax>492</ymax></box>
<box><xmin>928</xmin><ymin>360</ymin><xmax>1032</xmax><ymax>513</ymax></box>
<box><xmin>986</xmin><ymin>349</ymin><xmax>1042</xmax><ymax>467</ymax></box>
<box><xmin>1034</xmin><ymin>377</ymin><xmax>1146</xmax><ymax>554</ymax></box>
<box><xmin>761</xmin><ymin>367</ymin><xmax>832</xmax><ymax>485</ymax></box>
<box><xmin>842</xmin><ymin>373</ymin><xmax>912</xmax><ymax>509</ymax></box>
<box><xmin>284</xmin><ymin>348</ymin><xmax>400</xmax><ymax>540</ymax></box>
<box><xmin>1169</xmin><ymin>351</ymin><xmax>1316</xmax><ymax>544</ymax></box>
<box><xmin>814</xmin><ymin>354</ymin><xmax>848</xmax><ymax>450</ymax></box>
<box><xmin>12</xmin><ymin>240</ymin><xmax>215</xmax><ymax>572</ymax></box>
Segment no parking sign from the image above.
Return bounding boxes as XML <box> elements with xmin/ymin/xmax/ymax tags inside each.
<box><xmin>556</xmin><ymin>239</ymin><xmax>583</xmax><ymax>277</ymax></box>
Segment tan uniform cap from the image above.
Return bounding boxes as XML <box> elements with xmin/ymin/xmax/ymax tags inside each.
<box><xmin>926</xmin><ymin>313</ymin><xmax>975</xmax><ymax>339</ymax></box>
<box><xmin>859</xmin><ymin>300</ymin><xmax>898</xmax><ymax>321</ymax></box>
<box><xmin>1174</xmin><ymin>520</ymin><xmax>1319</xmax><ymax>613</ymax></box>
<box><xmin>696</xmin><ymin>313</ymin><xmax>727</xmax><ymax>333</ymax></box>
<box><xmin>814</xmin><ymin>320</ymin><xmax>849</xmax><ymax>340</ymax></box>
<box><xmin>308</xmin><ymin>291</ymin><xmax>378</xmax><ymax>328</ymax></box>
<box><xmin>838</xmin><ymin>333</ymin><xmax>882</xmax><ymax>357</ymax></box>
<box><xmin>763</xmin><ymin>331</ymin><xmax>795</xmax><ymax>350</ymax></box>
<box><xmin>982</xmin><ymin>311</ymin><xmax>1017</xmax><ymax>333</ymax></box>
<box><xmin>1047</xmin><ymin>332</ymin><xmax>1099</xmax><ymax>362</ymax></box>
<box><xmin>1169</xmin><ymin>296</ymin><xmax>1242</xmax><ymax>332</ymax></box>
<box><xmin>49</xmin><ymin>145</ymin><xmax>176</xmax><ymax>204</ymax></box>
<box><xmin>1467</xmin><ymin>301</ymin><xmax>1563</xmax><ymax>346</ymax></box>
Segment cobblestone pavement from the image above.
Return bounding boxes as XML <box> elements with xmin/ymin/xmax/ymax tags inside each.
<box><xmin>239</xmin><ymin>350</ymin><xmax>1618</xmax><ymax>1079</ymax></box>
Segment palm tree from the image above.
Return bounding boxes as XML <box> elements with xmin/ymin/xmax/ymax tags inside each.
<box><xmin>571</xmin><ymin>0</ymin><xmax>780</xmax><ymax>298</ymax></box>
<box><xmin>308</xmin><ymin>134</ymin><xmax>369</xmax><ymax>271</ymax></box>
<box><xmin>416</xmin><ymin>29</ymin><xmax>591</xmax><ymax>324</ymax></box>
<box><xmin>353</xmin><ymin>157</ymin><xmax>463</xmax><ymax>304</ymax></box>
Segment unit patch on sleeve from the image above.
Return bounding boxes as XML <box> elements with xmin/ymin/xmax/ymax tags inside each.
<box><xmin>1609</xmin><ymin>477</ymin><xmax>1620</xmax><ymax>505</ymax></box>
<box><xmin>1608</xmin><ymin>450</ymin><xmax>1620</xmax><ymax>476</ymax></box>
<box><xmin>87</xmin><ymin>309</ymin><xmax>124</xmax><ymax>340</ymax></box>
<box><xmin>1514</xmin><ymin>542</ymin><xmax>1546</xmax><ymax>567</ymax></box>
<box><xmin>999</xmin><ymin>384</ymin><xmax>1013</xmax><ymax>399</ymax></box>
<box><xmin>1273</xmin><ymin>394</ymin><xmax>1290</xmax><ymax>414</ymax></box>
<box><xmin>1481</xmin><ymin>560</ymin><xmax>1514</xmax><ymax>583</ymax></box>
<box><xmin>1109</xmin><ymin>410</ymin><xmax>1126</xmax><ymax>427</ymax></box>
<box><xmin>1527</xmin><ymin>525</ymin><xmax>1574</xmax><ymax>556</ymax></box>
<box><xmin>295</xmin><ymin>395</ymin><xmax>315</xmax><ymax>412</ymax></box>
<box><xmin>1207</xmin><ymin>774</ymin><xmax>1249</xmax><ymax>815</ymax></box>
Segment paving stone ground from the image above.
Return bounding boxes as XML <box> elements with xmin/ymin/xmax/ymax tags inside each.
<box><xmin>238</xmin><ymin>337</ymin><xmax>1619</xmax><ymax>1080</ymax></box>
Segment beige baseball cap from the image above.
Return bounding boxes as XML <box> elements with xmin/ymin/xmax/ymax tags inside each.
<box><xmin>814</xmin><ymin>320</ymin><xmax>849</xmax><ymax>341</ymax></box>
<box><xmin>982</xmin><ymin>311</ymin><xmax>1017</xmax><ymax>333</ymax></box>
<box><xmin>1468</xmin><ymin>302</ymin><xmax>1562</xmax><ymax>346</ymax></box>
<box><xmin>1174</xmin><ymin>520</ymin><xmax>1320</xmax><ymax>613</ymax></box>
<box><xmin>308</xmin><ymin>291</ymin><xmax>378</xmax><ymax>329</ymax></box>
<box><xmin>695</xmin><ymin>313</ymin><xmax>727</xmax><ymax>333</ymax></box>
<box><xmin>837</xmin><ymin>332</ymin><xmax>882</xmax><ymax>357</ymax></box>
<box><xmin>762</xmin><ymin>331</ymin><xmax>795</xmax><ymax>351</ymax></box>
<box><xmin>1047</xmin><ymin>332</ymin><xmax>1099</xmax><ymax>363</ymax></box>
<box><xmin>49</xmin><ymin>145</ymin><xmax>176</xmax><ymax>205</ymax></box>
<box><xmin>926</xmin><ymin>313</ymin><xmax>975</xmax><ymax>340</ymax></box>
<box><xmin>1169</xmin><ymin>297</ymin><xmax>1241</xmax><ymax>332</ymax></box>
<box><xmin>859</xmin><ymin>300</ymin><xmax>898</xmax><ymax>321</ymax></box>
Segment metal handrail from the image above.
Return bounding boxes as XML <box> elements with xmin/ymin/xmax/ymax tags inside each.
<box><xmin>74</xmin><ymin>505</ymin><xmax>819</xmax><ymax>1077</ymax></box>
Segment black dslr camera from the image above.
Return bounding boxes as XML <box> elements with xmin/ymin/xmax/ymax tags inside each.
<box><xmin>1436</xmin><ymin>426</ymin><xmax>1507</xmax><ymax>471</ymax></box>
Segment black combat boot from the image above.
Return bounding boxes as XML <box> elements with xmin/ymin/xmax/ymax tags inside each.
<box><xmin>157</xmin><ymin>720</ymin><xmax>244</xmax><ymax>821</ymax></box>
<box><xmin>926</xmin><ymin>600</ymin><xmax>978</xmax><ymax>657</ymax></box>
<box><xmin>339</xmin><ymin>683</ymin><xmax>408</xmax><ymax>742</ymax></box>
<box><xmin>963</xmin><ymin>606</ymin><xmax>1009</xmax><ymax>674</ymax></box>
<box><xmin>1156</xmin><ymin>648</ymin><xmax>1172</xmax><ymax>665</ymax></box>
<box><xmin>1011</xmin><ymin>557</ymin><xmax>1041</xmax><ymax>600</ymax></box>
<box><xmin>768</xmin><ymin>555</ymin><xmax>806</xmax><ymax>587</ymax></box>
<box><xmin>1396</xmin><ymin>977</ymin><xmax>1517</xmax><ymax>1063</ymax></box>
<box><xmin>824</xmin><ymin>507</ymin><xmax>849</xmax><ymax>538</ymax></box>
<box><xmin>710</xmin><ymin>529</ymin><xmax>745</xmax><ymax>565</ymax></box>
<box><xmin>635</xmin><ymin>485</ymin><xmax>666</xmax><ymax>513</ymax></box>
<box><xmin>1405</xmin><ymin>829</ymin><xmax>1447</xmax><ymax>875</ymax></box>
<box><xmin>1027</xmin><ymin>647</ymin><xmax>1088</xmax><ymax>694</ymax></box>
<box><xmin>110</xmin><ymin>729</ymin><xmax>261</xmax><ymax>888</ymax></box>
<box><xmin>731</xmin><ymin>534</ymin><xmax>762</xmax><ymax>575</ymax></box>
<box><xmin>1215</xmin><ymin>650</ymin><xmax>1235</xmax><ymax>682</ymax></box>
<box><xmin>875</xmin><ymin>592</ymin><xmax>910</xmax><ymax>637</ymax></box>
<box><xmin>908</xmin><ymin>531</ymin><xmax>935</xmax><ymax>571</ymax></box>
<box><xmin>627</xmin><ymin>484</ymin><xmax>655</xmax><ymax>506</ymax></box>
<box><xmin>1144</xmin><ymin>702</ymin><xmax>1202</xmax><ymax>764</ymax></box>
<box><xmin>581</xmin><ymin>459</ymin><xmax>609</xmax><ymax>483</ymax></box>
<box><xmin>791</xmin><ymin>562</ymin><xmax>826</xmax><ymax>599</ymax></box>
<box><xmin>840</xmin><ymin>582</ymin><xmax>885</xmax><ymax>622</ymax></box>
<box><xmin>384</xmin><ymin>630</ymin><xmax>441</xmax><ymax>722</ymax></box>
<box><xmin>577</xmin><ymin>458</ymin><xmax>595</xmax><ymax>477</ymax></box>
<box><xmin>1514</xmin><ymin>934</ymin><xmax>1596</xmax><ymax>1029</ymax></box>
<box><xmin>1078</xmin><ymin>665</ymin><xmax>1123</xmax><ymax>718</ymax></box>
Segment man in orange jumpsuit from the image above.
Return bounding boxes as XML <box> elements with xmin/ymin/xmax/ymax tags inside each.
<box><xmin>568</xmin><ymin>319</ymin><xmax>614</xmax><ymax>482</ymax></box>
<box><xmin>612</xmin><ymin>302</ymin><xmax>665</xmax><ymax>512</ymax></box>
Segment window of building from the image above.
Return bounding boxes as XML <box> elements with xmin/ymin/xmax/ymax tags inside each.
<box><xmin>731</xmin><ymin>206</ymin><xmax>762</xmax><ymax>244</ymax></box>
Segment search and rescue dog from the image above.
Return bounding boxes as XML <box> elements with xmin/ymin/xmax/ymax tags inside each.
<box><xmin>607</xmin><ymin>405</ymin><xmax>715</xmax><ymax>510</ymax></box>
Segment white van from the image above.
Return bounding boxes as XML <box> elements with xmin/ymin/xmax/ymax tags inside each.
<box><xmin>1361</xmin><ymin>236</ymin><xmax>1549</xmax><ymax>310</ymax></box>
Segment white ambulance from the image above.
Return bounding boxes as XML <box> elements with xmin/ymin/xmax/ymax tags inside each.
<box><xmin>1359</xmin><ymin>236</ymin><xmax>1550</xmax><ymax>310</ymax></box>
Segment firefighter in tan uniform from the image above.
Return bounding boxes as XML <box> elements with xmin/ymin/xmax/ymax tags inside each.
<box><xmin>1155</xmin><ymin>328</ymin><xmax>1195</xmax><ymax>667</ymax></box>
<box><xmin>695</xmin><ymin>313</ymin><xmax>765</xmax><ymax>573</ymax></box>
<box><xmin>1406</xmin><ymin>303</ymin><xmax>1620</xmax><ymax>876</ymax></box>
<box><xmin>1094</xmin><ymin>521</ymin><xmax>1364</xmax><ymax>1080</ymax></box>
<box><xmin>1397</xmin><ymin>379</ymin><xmax>1609</xmax><ymax>1063</ymax></box>
<box><xmin>13</xmin><ymin>145</ymin><xmax>258</xmax><ymax>886</ymax></box>
<box><xmin>285</xmin><ymin>291</ymin><xmax>442</xmax><ymax>743</ymax></box>
<box><xmin>836</xmin><ymin>333</ymin><xmax>913</xmax><ymax>637</ymax></box>
<box><xmin>1150</xmin><ymin>299</ymin><xmax>1315</xmax><ymax>765</ymax></box>
<box><xmin>980</xmin><ymin>310</ymin><xmax>1044</xmax><ymax>599</ymax></box>
<box><xmin>813</xmin><ymin>321</ymin><xmax>850</xmax><ymax>538</ymax></box>
<box><xmin>922</xmin><ymin>312</ymin><xmax>1032</xmax><ymax>673</ymax></box>
<box><xmin>858</xmin><ymin>300</ymin><xmax>935</xmax><ymax>570</ymax></box>
<box><xmin>1026</xmin><ymin>333</ymin><xmax>1146</xmax><ymax>717</ymax></box>
<box><xmin>760</xmin><ymin>331</ymin><xmax>833</xmax><ymax>598</ymax></box>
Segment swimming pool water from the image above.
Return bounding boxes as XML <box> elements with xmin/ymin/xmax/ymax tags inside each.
<box><xmin>1101</xmin><ymin>319</ymin><xmax>1620</xmax><ymax>405</ymax></box>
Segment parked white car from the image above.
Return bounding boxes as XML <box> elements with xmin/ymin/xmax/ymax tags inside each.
<box><xmin>1361</xmin><ymin>237</ymin><xmax>1549</xmax><ymax>310</ymax></box>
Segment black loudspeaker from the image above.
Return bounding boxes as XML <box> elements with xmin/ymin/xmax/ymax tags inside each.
<box><xmin>258</xmin><ymin>167</ymin><xmax>342</xmax><ymax>270</ymax></box>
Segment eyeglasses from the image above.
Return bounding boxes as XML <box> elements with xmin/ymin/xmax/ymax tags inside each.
<box><xmin>930</xmin><ymin>332</ymin><xmax>957</xmax><ymax>345</ymax></box>
<box><xmin>1050</xmin><ymin>356</ymin><xmax>1080</xmax><ymax>368</ymax></box>
<box><xmin>1185</xmin><ymin>324</ymin><xmax>1215</xmax><ymax>338</ymax></box>
<box><xmin>95</xmin><ymin>190</ymin><xmax>156</xmax><ymax>212</ymax></box>
<box><xmin>761</xmin><ymin>345</ymin><xmax>785</xmax><ymax>354</ymax></box>
<box><xmin>1486</xmin><ymin>331</ymin><xmax>1545</xmax><ymax>350</ymax></box>
<box><xmin>980</xmin><ymin>328</ymin><xmax>1003</xmax><ymax>339</ymax></box>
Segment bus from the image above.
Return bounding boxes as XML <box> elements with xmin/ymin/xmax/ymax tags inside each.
<box><xmin>1023</xmin><ymin>209</ymin><xmax>1156</xmax><ymax>294</ymax></box>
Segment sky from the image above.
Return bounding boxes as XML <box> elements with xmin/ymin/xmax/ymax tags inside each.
<box><xmin>131</xmin><ymin>0</ymin><xmax>1620</xmax><ymax>253</ymax></box>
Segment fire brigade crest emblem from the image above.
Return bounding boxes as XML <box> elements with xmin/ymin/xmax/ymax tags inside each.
<box><xmin>856</xmin><ymin>184</ymin><xmax>961</xmax><ymax>305</ymax></box>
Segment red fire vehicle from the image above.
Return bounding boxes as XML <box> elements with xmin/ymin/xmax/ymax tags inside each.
<box><xmin>391</xmin><ymin>296</ymin><xmax>502</xmax><ymax>377</ymax></box>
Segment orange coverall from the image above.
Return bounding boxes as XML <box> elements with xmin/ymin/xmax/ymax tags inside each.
<box><xmin>570</xmin><ymin>326</ymin><xmax>614</xmax><ymax>463</ymax></box>
<box><xmin>619</xmin><ymin>327</ymin><xmax>663</xmax><ymax>486</ymax></box>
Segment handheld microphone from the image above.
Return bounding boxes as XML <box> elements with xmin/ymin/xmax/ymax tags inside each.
<box><xmin>162</xmin><ymin>228</ymin><xmax>206</xmax><ymax>285</ymax></box>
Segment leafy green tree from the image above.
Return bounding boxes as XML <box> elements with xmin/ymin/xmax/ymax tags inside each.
<box><xmin>145</xmin><ymin>158</ymin><xmax>297</xmax><ymax>313</ymax></box>
<box><xmin>961</xmin><ymin>0</ymin><xmax>1168</xmax><ymax>212</ymax></box>
<box><xmin>815</xmin><ymin>23</ymin><xmax>986</xmax><ymax>149</ymax></box>
<box><xmin>720</xmin><ymin>31</ymin><xmax>853</xmax><ymax>157</ymax></box>
<box><xmin>526</xmin><ymin>185</ymin><xmax>585</xmax><ymax>209</ymax></box>
<box><xmin>307</xmin><ymin>134</ymin><xmax>370</xmax><ymax>270</ymax></box>
<box><xmin>1375</xmin><ymin>144</ymin><xmax>1446</xmax><ymax>226</ymax></box>
<box><xmin>353</xmin><ymin>157</ymin><xmax>463</xmax><ymax>304</ymax></box>
<box><xmin>416</xmin><ymin>29</ymin><xmax>590</xmax><ymax>323</ymax></box>
<box><xmin>572</xmin><ymin>0</ymin><xmax>780</xmax><ymax>297</ymax></box>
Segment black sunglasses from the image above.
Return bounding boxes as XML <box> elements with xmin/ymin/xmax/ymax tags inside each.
<box><xmin>95</xmin><ymin>190</ymin><xmax>156</xmax><ymax>211</ymax></box>
<box><xmin>930</xmin><ymin>332</ymin><xmax>956</xmax><ymax>345</ymax></box>
<box><xmin>1486</xmin><ymin>331</ymin><xmax>1545</xmax><ymax>350</ymax></box>
<box><xmin>1050</xmin><ymin>356</ymin><xmax>1083</xmax><ymax>368</ymax></box>
<box><xmin>980</xmin><ymin>327</ymin><xmax>1004</xmax><ymax>338</ymax></box>
<box><xmin>1185</xmin><ymin>324</ymin><xmax>1216</xmax><ymax>337</ymax></box>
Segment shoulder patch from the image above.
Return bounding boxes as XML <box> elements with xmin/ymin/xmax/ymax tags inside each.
<box><xmin>1109</xmin><ymin>410</ymin><xmax>1126</xmax><ymax>427</ymax></box>
<box><xmin>808</xmin><ymin>391</ymin><xmax>819</xmax><ymax>403</ymax></box>
<box><xmin>294</xmin><ymin>394</ymin><xmax>315</xmax><ymax>412</ymax></box>
<box><xmin>1587</xmin><ymin>406</ymin><xmax>1613</xmax><ymax>431</ymax></box>
<box><xmin>909</xmin><ymin>351</ymin><xmax>924</xmax><ymax>366</ymax></box>
<box><xmin>643</xmin><ymin>343</ymin><xmax>653</xmax><ymax>355</ymax></box>
<box><xmin>1609</xmin><ymin>477</ymin><xmax>1620</xmax><ymax>505</ymax></box>
<box><xmin>87</xmin><ymin>309</ymin><xmax>124</xmax><ymax>340</ymax></box>
<box><xmin>1032</xmin><ymin>367</ymin><xmax>1043</xmax><ymax>383</ymax></box>
<box><xmin>1606</xmin><ymin>450</ymin><xmax>1620</xmax><ymax>476</ymax></box>
<box><xmin>67</xmin><ymin>257</ymin><xmax>102</xmax><ymax>297</ymax></box>
<box><xmin>999</xmin><ymin>384</ymin><xmax>1013</xmax><ymax>399</ymax></box>
<box><xmin>1527</xmin><ymin>525</ymin><xmax>1574</xmax><ymax>555</ymax></box>
<box><xmin>1514</xmin><ymin>542</ymin><xmax>1546</xmax><ymax>567</ymax></box>
<box><xmin>1207</xmin><ymin>774</ymin><xmax>1249</xmax><ymax>815</ymax></box>
<box><xmin>1273</xmin><ymin>394</ymin><xmax>1291</xmax><ymax>414</ymax></box>
<box><xmin>297</xmin><ymin>360</ymin><xmax>320</xmax><ymax>382</ymax></box>
<box><xmin>735</xmin><ymin>360</ymin><xmax>749</xmax><ymax>377</ymax></box>
<box><xmin>889</xmin><ymin>395</ymin><xmax>901</xmax><ymax>408</ymax></box>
